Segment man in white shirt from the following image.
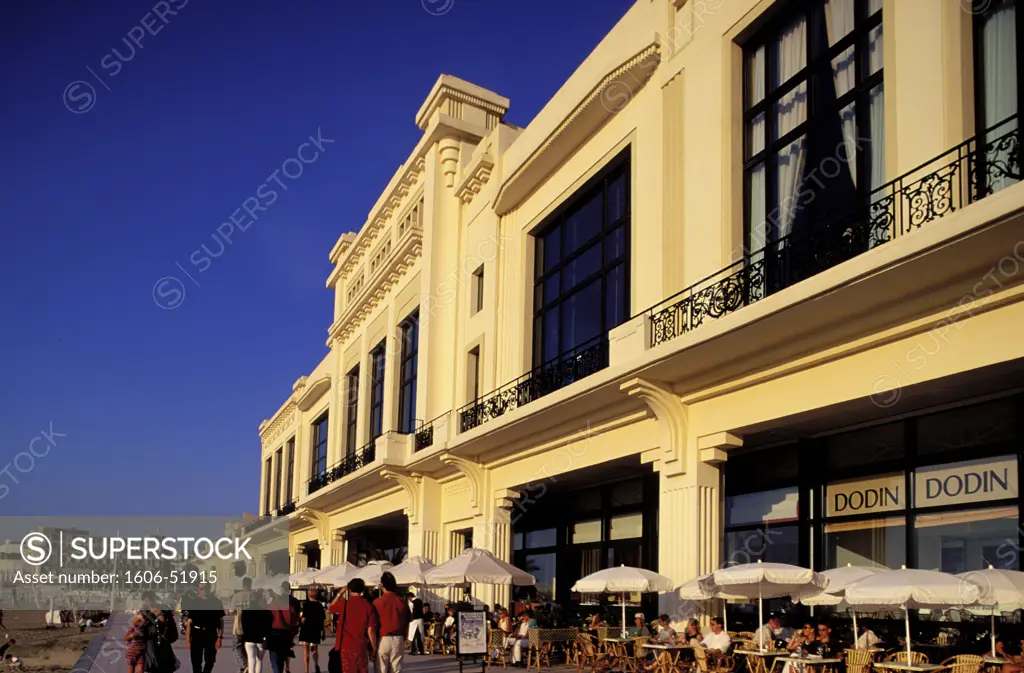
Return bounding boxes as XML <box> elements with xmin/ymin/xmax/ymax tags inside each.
<box><xmin>753</xmin><ymin>615</ymin><xmax>783</xmax><ymax>650</ymax></box>
<box><xmin>703</xmin><ymin>617</ymin><xmax>732</xmax><ymax>653</ymax></box>
<box><xmin>856</xmin><ymin>627</ymin><xmax>879</xmax><ymax>650</ymax></box>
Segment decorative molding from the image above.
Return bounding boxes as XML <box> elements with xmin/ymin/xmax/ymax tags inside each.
<box><xmin>381</xmin><ymin>468</ymin><xmax>423</xmax><ymax>525</ymax></box>
<box><xmin>297</xmin><ymin>376</ymin><xmax>332</xmax><ymax>412</ymax></box>
<box><xmin>261</xmin><ymin>401</ymin><xmax>297</xmax><ymax>446</ymax></box>
<box><xmin>440</xmin><ymin>453</ymin><xmax>485</xmax><ymax>513</ymax></box>
<box><xmin>455</xmin><ymin>152</ymin><xmax>495</xmax><ymax>204</ymax></box>
<box><xmin>696</xmin><ymin>432</ymin><xmax>742</xmax><ymax>465</ymax></box>
<box><xmin>494</xmin><ymin>488</ymin><xmax>520</xmax><ymax>511</ymax></box>
<box><xmin>415</xmin><ymin>75</ymin><xmax>510</xmax><ymax>131</ymax></box>
<box><xmin>620</xmin><ymin>377</ymin><xmax>689</xmax><ymax>469</ymax></box>
<box><xmin>295</xmin><ymin>507</ymin><xmax>331</xmax><ymax>548</ymax></box>
<box><xmin>439</xmin><ymin>137</ymin><xmax>460</xmax><ymax>188</ymax></box>
<box><xmin>494</xmin><ymin>42</ymin><xmax>661</xmax><ymax>214</ymax></box>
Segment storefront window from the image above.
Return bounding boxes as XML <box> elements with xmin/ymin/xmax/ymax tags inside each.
<box><xmin>825</xmin><ymin>421</ymin><xmax>904</xmax><ymax>471</ymax></box>
<box><xmin>611</xmin><ymin>480</ymin><xmax>644</xmax><ymax>507</ymax></box>
<box><xmin>524</xmin><ymin>552</ymin><xmax>556</xmax><ymax>602</ymax></box>
<box><xmin>918</xmin><ymin>398</ymin><xmax>1018</xmax><ymax>456</ymax></box>
<box><xmin>573</xmin><ymin>520</ymin><xmax>602</xmax><ymax>544</ymax></box>
<box><xmin>726</xmin><ymin>487</ymin><xmax>799</xmax><ymax>526</ymax></box>
<box><xmin>824</xmin><ymin>516</ymin><xmax>906</xmax><ymax>569</ymax></box>
<box><xmin>610</xmin><ymin>513</ymin><xmax>643</xmax><ymax>540</ymax></box>
<box><xmin>915</xmin><ymin>506</ymin><xmax>1019</xmax><ymax>572</ymax></box>
<box><xmin>725</xmin><ymin>525</ymin><xmax>800</xmax><ymax>566</ymax></box>
<box><xmin>525</xmin><ymin>528</ymin><xmax>557</xmax><ymax>548</ymax></box>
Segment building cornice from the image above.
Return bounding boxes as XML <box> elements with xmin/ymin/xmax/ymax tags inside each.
<box><xmin>259</xmin><ymin>399</ymin><xmax>297</xmax><ymax>447</ymax></box>
<box><xmin>415</xmin><ymin>74</ymin><xmax>510</xmax><ymax>131</ymax></box>
<box><xmin>455</xmin><ymin>150</ymin><xmax>495</xmax><ymax>204</ymax></box>
<box><xmin>494</xmin><ymin>42</ymin><xmax>661</xmax><ymax>214</ymax></box>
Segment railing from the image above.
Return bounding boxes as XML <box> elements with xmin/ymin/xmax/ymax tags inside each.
<box><xmin>458</xmin><ymin>336</ymin><xmax>609</xmax><ymax>433</ymax></box>
<box><xmin>413</xmin><ymin>411</ymin><xmax>448</xmax><ymax>452</ymax></box>
<box><xmin>243</xmin><ymin>499</ymin><xmax>297</xmax><ymax>533</ymax></box>
<box><xmin>307</xmin><ymin>438</ymin><xmax>377</xmax><ymax>494</ymax></box>
<box><xmin>277</xmin><ymin>500</ymin><xmax>296</xmax><ymax>516</ymax></box>
<box><xmin>646</xmin><ymin>115</ymin><xmax>1020</xmax><ymax>348</ymax></box>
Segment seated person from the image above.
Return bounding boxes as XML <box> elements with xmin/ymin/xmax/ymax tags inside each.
<box><xmin>655</xmin><ymin>615</ymin><xmax>676</xmax><ymax>642</ymax></box>
<box><xmin>753</xmin><ymin>614</ymin><xmax>784</xmax><ymax>650</ymax></box>
<box><xmin>856</xmin><ymin>624</ymin><xmax>880</xmax><ymax>650</ymax></box>
<box><xmin>683</xmin><ymin>619</ymin><xmax>703</xmax><ymax>646</ymax></box>
<box><xmin>633</xmin><ymin>613</ymin><xmax>649</xmax><ymax>636</ymax></box>
<box><xmin>511</xmin><ymin>611</ymin><xmax>537</xmax><ymax>665</ymax></box>
<box><xmin>787</xmin><ymin>623</ymin><xmax>815</xmax><ymax>652</ymax></box>
<box><xmin>802</xmin><ymin>622</ymin><xmax>838</xmax><ymax>659</ymax></box>
<box><xmin>587</xmin><ymin>612</ymin><xmax>607</xmax><ymax>635</ymax></box>
<box><xmin>703</xmin><ymin>618</ymin><xmax>731</xmax><ymax>654</ymax></box>
<box><xmin>997</xmin><ymin>636</ymin><xmax>1024</xmax><ymax>673</ymax></box>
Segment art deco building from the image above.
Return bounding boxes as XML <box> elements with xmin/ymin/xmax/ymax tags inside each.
<box><xmin>256</xmin><ymin>0</ymin><xmax>1024</xmax><ymax>622</ymax></box>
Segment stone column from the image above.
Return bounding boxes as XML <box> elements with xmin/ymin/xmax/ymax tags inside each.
<box><xmin>292</xmin><ymin>546</ymin><xmax>308</xmax><ymax>573</ymax></box>
<box><xmin>326</xmin><ymin>530</ymin><xmax>346</xmax><ymax>567</ymax></box>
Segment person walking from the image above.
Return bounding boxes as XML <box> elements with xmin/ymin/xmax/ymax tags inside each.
<box><xmin>231</xmin><ymin>578</ymin><xmax>254</xmax><ymax>673</ymax></box>
<box><xmin>329</xmin><ymin>579</ymin><xmax>379</xmax><ymax>673</ymax></box>
<box><xmin>373</xmin><ymin>572</ymin><xmax>409</xmax><ymax>673</ymax></box>
<box><xmin>300</xmin><ymin>587</ymin><xmax>326</xmax><ymax>673</ymax></box>
<box><xmin>184</xmin><ymin>584</ymin><xmax>226</xmax><ymax>673</ymax></box>
<box><xmin>241</xmin><ymin>592</ymin><xmax>273</xmax><ymax>673</ymax></box>
<box><xmin>406</xmin><ymin>596</ymin><xmax>424</xmax><ymax>656</ymax></box>
<box><xmin>267</xmin><ymin>582</ymin><xmax>300</xmax><ymax>673</ymax></box>
<box><xmin>147</xmin><ymin>592</ymin><xmax>181</xmax><ymax>673</ymax></box>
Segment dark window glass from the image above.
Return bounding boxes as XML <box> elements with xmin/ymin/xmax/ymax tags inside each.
<box><xmin>610</xmin><ymin>479</ymin><xmax>644</xmax><ymax>507</ymax></box>
<box><xmin>285</xmin><ymin>438</ymin><xmax>295</xmax><ymax>503</ymax></box>
<box><xmin>524</xmin><ymin>553</ymin><xmax>556</xmax><ymax>602</ymax></box>
<box><xmin>533</xmin><ymin>151</ymin><xmax>630</xmax><ymax>368</ymax></box>
<box><xmin>345</xmin><ymin>366</ymin><xmax>359</xmax><ymax>455</ymax></box>
<box><xmin>273</xmin><ymin>448</ymin><xmax>282</xmax><ymax>511</ymax></box>
<box><xmin>724</xmin><ymin>524</ymin><xmax>799</xmax><ymax>566</ymax></box>
<box><xmin>525</xmin><ymin>528</ymin><xmax>557</xmax><ymax>548</ymax></box>
<box><xmin>918</xmin><ymin>398</ymin><xmax>1018</xmax><ymax>456</ymax></box>
<box><xmin>263</xmin><ymin>458</ymin><xmax>273</xmax><ymax>515</ymax></box>
<box><xmin>369</xmin><ymin>342</ymin><xmax>386</xmax><ymax>439</ymax></box>
<box><xmin>973</xmin><ymin>0</ymin><xmax>1021</xmax><ymax>197</ymax></box>
<box><xmin>397</xmin><ymin>311</ymin><xmax>419</xmax><ymax>434</ymax></box>
<box><xmin>825</xmin><ymin>421</ymin><xmax>904</xmax><ymax>471</ymax></box>
<box><xmin>744</xmin><ymin>0</ymin><xmax>884</xmax><ymax>262</ymax></box>
<box><xmin>725</xmin><ymin>445</ymin><xmax>800</xmax><ymax>494</ymax></box>
<box><xmin>311</xmin><ymin>412</ymin><xmax>329</xmax><ymax>477</ymax></box>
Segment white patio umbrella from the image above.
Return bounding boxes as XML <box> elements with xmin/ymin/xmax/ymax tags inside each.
<box><xmin>703</xmin><ymin>560</ymin><xmax>828</xmax><ymax>652</ymax></box>
<box><xmin>958</xmin><ymin>566</ymin><xmax>1024</xmax><ymax>655</ymax></box>
<box><xmin>389</xmin><ymin>556</ymin><xmax>438</xmax><ymax>586</ymax></box>
<box><xmin>679</xmin><ymin>574</ymin><xmax>745</xmax><ymax>632</ymax></box>
<box><xmin>312</xmin><ymin>562</ymin><xmax>360</xmax><ymax>587</ymax></box>
<box><xmin>288</xmin><ymin>567</ymin><xmax>323</xmax><ymax>586</ymax></box>
<box><xmin>573</xmin><ymin>565</ymin><xmax>675</xmax><ymax>638</ymax></box>
<box><xmin>846</xmin><ymin>566</ymin><xmax>982</xmax><ymax>663</ymax></box>
<box><xmin>354</xmin><ymin>560</ymin><xmax>395</xmax><ymax>585</ymax></box>
<box><xmin>423</xmin><ymin>548</ymin><xmax>536</xmax><ymax>586</ymax></box>
<box><xmin>792</xmin><ymin>564</ymin><xmax>888</xmax><ymax>648</ymax></box>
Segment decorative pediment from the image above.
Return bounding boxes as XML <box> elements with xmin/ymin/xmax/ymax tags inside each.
<box><xmin>296</xmin><ymin>376</ymin><xmax>332</xmax><ymax>412</ymax></box>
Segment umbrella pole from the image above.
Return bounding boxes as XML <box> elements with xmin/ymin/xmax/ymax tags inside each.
<box><xmin>722</xmin><ymin>600</ymin><xmax>728</xmax><ymax>633</ymax></box>
<box><xmin>904</xmin><ymin>606</ymin><xmax>912</xmax><ymax>663</ymax></box>
<box><xmin>758</xmin><ymin>585</ymin><xmax>764</xmax><ymax>653</ymax></box>
<box><xmin>991</xmin><ymin>607</ymin><xmax>997</xmax><ymax>656</ymax></box>
<box><xmin>852</xmin><ymin>610</ymin><xmax>858</xmax><ymax>649</ymax></box>
<box><xmin>622</xmin><ymin>592</ymin><xmax>627</xmax><ymax>639</ymax></box>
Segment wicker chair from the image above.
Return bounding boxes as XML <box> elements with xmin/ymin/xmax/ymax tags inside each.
<box><xmin>937</xmin><ymin>655</ymin><xmax>984</xmax><ymax>673</ymax></box>
<box><xmin>626</xmin><ymin>636</ymin><xmax>650</xmax><ymax>673</ymax></box>
<box><xmin>487</xmin><ymin>628</ymin><xmax>510</xmax><ymax>668</ymax></box>
<box><xmin>577</xmin><ymin>633</ymin><xmax>614</xmax><ymax>673</ymax></box>
<box><xmin>846</xmin><ymin>648</ymin><xmax>875</xmax><ymax>673</ymax></box>
<box><xmin>424</xmin><ymin>622</ymin><xmax>451</xmax><ymax>655</ymax></box>
<box><xmin>885</xmin><ymin>651</ymin><xmax>929</xmax><ymax>665</ymax></box>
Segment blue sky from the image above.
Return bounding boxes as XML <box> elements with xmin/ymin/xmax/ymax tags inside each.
<box><xmin>0</xmin><ymin>0</ymin><xmax>633</xmax><ymax>517</ymax></box>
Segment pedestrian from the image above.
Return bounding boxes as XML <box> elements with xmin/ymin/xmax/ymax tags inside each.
<box><xmin>406</xmin><ymin>595</ymin><xmax>424</xmax><ymax>656</ymax></box>
<box><xmin>79</xmin><ymin>614</ymin><xmax>88</xmax><ymax>633</ymax></box>
<box><xmin>145</xmin><ymin>592</ymin><xmax>181</xmax><ymax>673</ymax></box>
<box><xmin>373</xmin><ymin>572</ymin><xmax>409</xmax><ymax>673</ymax></box>
<box><xmin>329</xmin><ymin>579</ymin><xmax>379</xmax><ymax>673</ymax></box>
<box><xmin>267</xmin><ymin>582</ymin><xmax>299</xmax><ymax>673</ymax></box>
<box><xmin>300</xmin><ymin>587</ymin><xmax>326</xmax><ymax>673</ymax></box>
<box><xmin>184</xmin><ymin>583</ymin><xmax>226</xmax><ymax>673</ymax></box>
<box><xmin>241</xmin><ymin>591</ymin><xmax>273</xmax><ymax>673</ymax></box>
<box><xmin>231</xmin><ymin>578</ymin><xmax>254</xmax><ymax>673</ymax></box>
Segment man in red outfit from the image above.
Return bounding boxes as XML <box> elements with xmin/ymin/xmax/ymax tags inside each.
<box><xmin>329</xmin><ymin>578</ymin><xmax>379</xmax><ymax>673</ymax></box>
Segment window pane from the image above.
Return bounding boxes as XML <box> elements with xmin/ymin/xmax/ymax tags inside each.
<box><xmin>825</xmin><ymin>0</ymin><xmax>854</xmax><ymax>42</ymax></box>
<box><xmin>726</xmin><ymin>487</ymin><xmax>799</xmax><ymax>526</ymax></box>
<box><xmin>726</xmin><ymin>444</ymin><xmax>799</xmax><ymax>492</ymax></box>
<box><xmin>605</xmin><ymin>264</ymin><xmax>627</xmax><ymax>329</ymax></box>
<box><xmin>832</xmin><ymin>45</ymin><xmax>855</xmax><ymax>97</ymax></box>
<box><xmin>513</xmin><ymin>533</ymin><xmax>523</xmax><ymax>551</ymax></box>
<box><xmin>724</xmin><ymin>524</ymin><xmax>799</xmax><ymax>566</ymax></box>
<box><xmin>607</xmin><ymin>173</ymin><xmax>628</xmax><ymax>224</ymax></box>
<box><xmin>918</xmin><ymin>398</ymin><xmax>1018</xmax><ymax>456</ymax></box>
<box><xmin>915</xmin><ymin>507</ymin><xmax>1019</xmax><ymax>573</ymax></box>
<box><xmin>867</xmin><ymin>23</ymin><xmax>883</xmax><ymax>75</ymax></box>
<box><xmin>747</xmin><ymin>112</ymin><xmax>766</xmax><ymax>158</ymax></box>
<box><xmin>606</xmin><ymin>225</ymin><xmax>627</xmax><ymax>263</ymax></box>
<box><xmin>544</xmin><ymin>274</ymin><xmax>560</xmax><ymax>305</ymax></box>
<box><xmin>542</xmin><ymin>308</ymin><xmax>559</xmax><ymax>364</ymax></box>
<box><xmin>747</xmin><ymin>45</ymin><xmax>766</xmax><ymax>107</ymax></box>
<box><xmin>771</xmin><ymin>17</ymin><xmax>807</xmax><ymax>89</ymax></box>
<box><xmin>560</xmin><ymin>280</ymin><xmax>602</xmax><ymax>352</ymax></box>
<box><xmin>524</xmin><ymin>553</ymin><xmax>556</xmax><ymax>602</ymax></box>
<box><xmin>525</xmin><ymin>528</ymin><xmax>557</xmax><ymax>548</ymax></box>
<box><xmin>611</xmin><ymin>479</ymin><xmax>643</xmax><ymax>507</ymax></box>
<box><xmin>825</xmin><ymin>421</ymin><xmax>904</xmax><ymax>472</ymax></box>
<box><xmin>573</xmin><ymin>519</ymin><xmax>603</xmax><ymax>544</ymax></box>
<box><xmin>775</xmin><ymin>136</ymin><xmax>806</xmax><ymax>237</ymax></box>
<box><xmin>564</xmin><ymin>243</ymin><xmax>602</xmax><ymax>291</ymax></box>
<box><xmin>824</xmin><ymin>517</ymin><xmax>906</xmax><ymax>569</ymax></box>
<box><xmin>565</xmin><ymin>191</ymin><xmax>603</xmax><ymax>253</ymax></box>
<box><xmin>610</xmin><ymin>513</ymin><xmax>643</xmax><ymax>540</ymax></box>
<box><xmin>543</xmin><ymin>229</ymin><xmax>561</xmax><ymax>273</ymax></box>
<box><xmin>575</xmin><ymin>489</ymin><xmax>602</xmax><ymax>512</ymax></box>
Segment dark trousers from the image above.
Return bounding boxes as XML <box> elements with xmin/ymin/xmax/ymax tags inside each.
<box><xmin>190</xmin><ymin>629</ymin><xmax>218</xmax><ymax>673</ymax></box>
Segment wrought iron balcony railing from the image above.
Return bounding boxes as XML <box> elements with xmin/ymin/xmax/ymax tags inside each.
<box><xmin>307</xmin><ymin>438</ymin><xmax>377</xmax><ymax>495</ymax></box>
<box><xmin>413</xmin><ymin>411</ymin><xmax>448</xmax><ymax>452</ymax></box>
<box><xmin>458</xmin><ymin>336</ymin><xmax>609</xmax><ymax>433</ymax></box>
<box><xmin>647</xmin><ymin>115</ymin><xmax>1020</xmax><ymax>348</ymax></box>
<box><xmin>277</xmin><ymin>500</ymin><xmax>296</xmax><ymax>516</ymax></box>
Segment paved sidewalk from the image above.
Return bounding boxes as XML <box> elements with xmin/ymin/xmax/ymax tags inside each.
<box><xmin>73</xmin><ymin>616</ymin><xmax>569</xmax><ymax>673</ymax></box>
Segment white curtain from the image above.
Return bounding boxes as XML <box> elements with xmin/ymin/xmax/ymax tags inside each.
<box><xmin>827</xmin><ymin>0</ymin><xmax>858</xmax><ymax>185</ymax></box>
<box><xmin>982</xmin><ymin>3</ymin><xmax>1019</xmax><ymax>192</ymax></box>
<box><xmin>748</xmin><ymin>45</ymin><xmax>767</xmax><ymax>258</ymax></box>
<box><xmin>775</xmin><ymin>17</ymin><xmax>808</xmax><ymax>239</ymax></box>
<box><xmin>867</xmin><ymin>0</ymin><xmax>885</xmax><ymax>192</ymax></box>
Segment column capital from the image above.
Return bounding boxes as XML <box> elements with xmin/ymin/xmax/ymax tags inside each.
<box><xmin>295</xmin><ymin>507</ymin><xmax>332</xmax><ymax>548</ymax></box>
<box><xmin>380</xmin><ymin>467</ymin><xmax>424</xmax><ymax>525</ymax></box>
<box><xmin>696</xmin><ymin>432</ymin><xmax>742</xmax><ymax>465</ymax></box>
<box><xmin>620</xmin><ymin>377</ymin><xmax>689</xmax><ymax>470</ymax></box>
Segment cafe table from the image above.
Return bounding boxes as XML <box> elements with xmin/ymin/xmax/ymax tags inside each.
<box><xmin>767</xmin><ymin>655</ymin><xmax>844</xmax><ymax>673</ymax></box>
<box><xmin>734</xmin><ymin>649</ymin><xmax>787</xmax><ymax>673</ymax></box>
<box><xmin>872</xmin><ymin>663</ymin><xmax>943</xmax><ymax>673</ymax></box>
<box><xmin>983</xmin><ymin>656</ymin><xmax>1006</xmax><ymax>673</ymax></box>
<box><xmin>640</xmin><ymin>643</ymin><xmax>690</xmax><ymax>673</ymax></box>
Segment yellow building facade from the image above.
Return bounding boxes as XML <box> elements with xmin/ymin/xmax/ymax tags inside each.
<box><xmin>256</xmin><ymin>0</ymin><xmax>1024</xmax><ymax>625</ymax></box>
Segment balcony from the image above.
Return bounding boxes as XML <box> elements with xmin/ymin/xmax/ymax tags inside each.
<box><xmin>458</xmin><ymin>336</ymin><xmax>609</xmax><ymax>433</ymax></box>
<box><xmin>647</xmin><ymin>116</ymin><xmax>1020</xmax><ymax>348</ymax></box>
<box><xmin>307</xmin><ymin>439</ymin><xmax>377</xmax><ymax>495</ymax></box>
<box><xmin>412</xmin><ymin>411</ymin><xmax>453</xmax><ymax>452</ymax></box>
<box><xmin>277</xmin><ymin>500</ymin><xmax>296</xmax><ymax>516</ymax></box>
